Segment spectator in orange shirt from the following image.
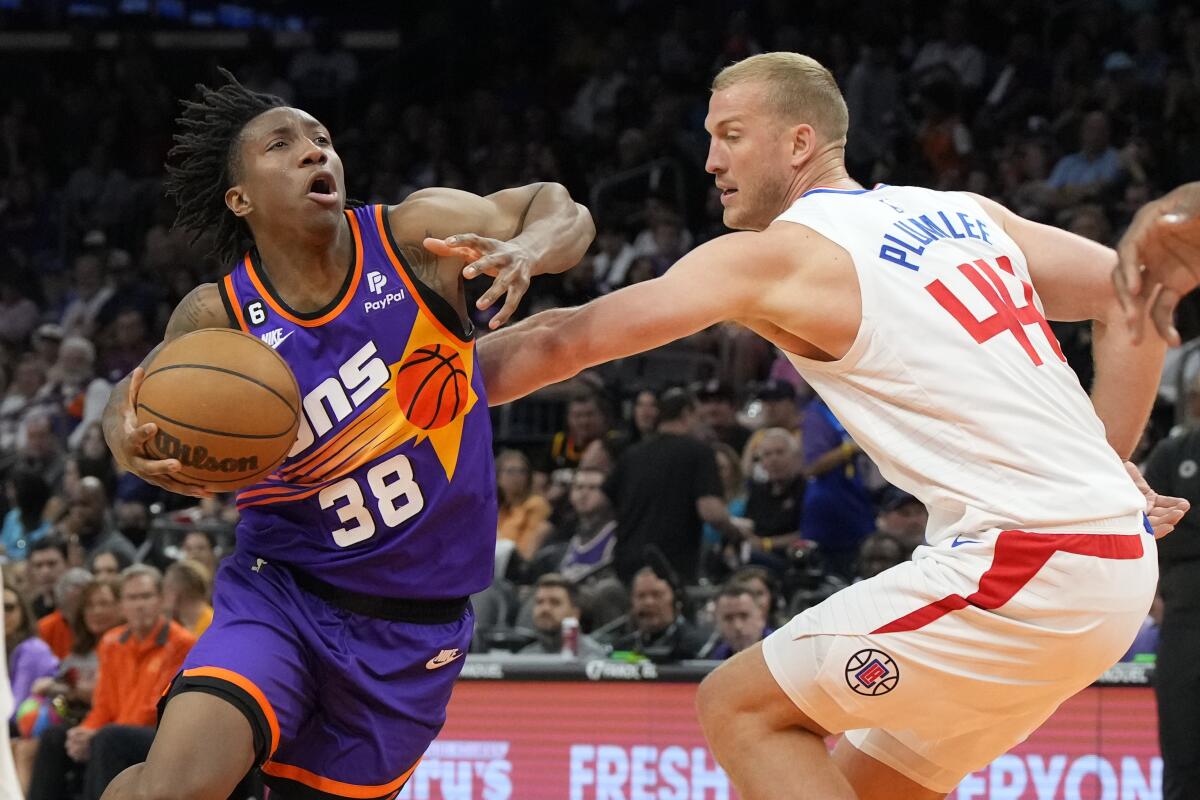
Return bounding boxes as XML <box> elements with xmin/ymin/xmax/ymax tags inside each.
<box><xmin>496</xmin><ymin>450</ymin><xmax>552</xmax><ymax>560</ymax></box>
<box><xmin>162</xmin><ymin>560</ymin><xmax>213</xmax><ymax>638</ymax></box>
<box><xmin>27</xmin><ymin>565</ymin><xmax>195</xmax><ymax>800</ymax></box>
<box><xmin>37</xmin><ymin>568</ymin><xmax>92</xmax><ymax>659</ymax></box>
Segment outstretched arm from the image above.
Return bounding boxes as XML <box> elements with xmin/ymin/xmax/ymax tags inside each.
<box><xmin>478</xmin><ymin>232</ymin><xmax>771</xmax><ymax>405</ymax></box>
<box><xmin>969</xmin><ymin>193</ymin><xmax>1165</xmax><ymax>459</ymax></box>
<box><xmin>392</xmin><ymin>183</ymin><xmax>595</xmax><ymax>328</ymax></box>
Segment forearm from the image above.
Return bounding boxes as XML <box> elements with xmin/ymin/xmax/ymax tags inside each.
<box><xmin>1090</xmin><ymin>316</ymin><xmax>1166</xmax><ymax>458</ymax></box>
<box><xmin>101</xmin><ymin>373</ymin><xmax>133</xmax><ymax>454</ymax></box>
<box><xmin>478</xmin><ymin>308</ymin><xmax>585</xmax><ymax>406</ymax></box>
<box><xmin>504</xmin><ymin>183</ymin><xmax>595</xmax><ymax>276</ymax></box>
<box><xmin>806</xmin><ymin>442</ymin><xmax>855</xmax><ymax>477</ymax></box>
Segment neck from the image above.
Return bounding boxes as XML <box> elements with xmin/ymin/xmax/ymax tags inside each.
<box><xmin>780</xmin><ymin>145</ymin><xmax>859</xmax><ymax>215</ymax></box>
<box><xmin>130</xmin><ymin>618</ymin><xmax>159</xmax><ymax>640</ymax></box>
<box><xmin>252</xmin><ymin>216</ymin><xmax>353</xmax><ymax>312</ymax></box>
<box><xmin>658</xmin><ymin>420</ymin><xmax>689</xmax><ymax>435</ymax></box>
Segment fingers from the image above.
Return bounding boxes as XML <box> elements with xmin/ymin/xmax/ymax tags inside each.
<box><xmin>127</xmin><ymin>367</ymin><xmax>146</xmax><ymax>410</ymax></box>
<box><xmin>462</xmin><ymin>252</ymin><xmax>508</xmax><ymax>279</ymax></box>
<box><xmin>422</xmin><ymin>237</ymin><xmax>484</xmax><ymax>263</ymax></box>
<box><xmin>487</xmin><ymin>284</ymin><xmax>526</xmax><ymax>329</ymax></box>
<box><xmin>476</xmin><ymin>271</ymin><xmax>518</xmax><ymax>312</ymax></box>
<box><xmin>1149</xmin><ymin>284</ymin><xmax>1181</xmax><ymax>347</ymax></box>
<box><xmin>129</xmin><ymin>421</ymin><xmax>157</xmax><ymax>447</ymax></box>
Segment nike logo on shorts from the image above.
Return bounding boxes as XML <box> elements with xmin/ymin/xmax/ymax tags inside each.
<box><xmin>426</xmin><ymin>648</ymin><xmax>463</xmax><ymax>669</ymax></box>
<box><xmin>951</xmin><ymin>534</ymin><xmax>980</xmax><ymax>548</ymax></box>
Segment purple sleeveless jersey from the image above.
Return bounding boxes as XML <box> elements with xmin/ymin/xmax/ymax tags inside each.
<box><xmin>218</xmin><ymin>204</ymin><xmax>496</xmax><ymax>600</ymax></box>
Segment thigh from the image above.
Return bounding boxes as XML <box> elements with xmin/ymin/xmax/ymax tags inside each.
<box><xmin>136</xmin><ymin>693</ymin><xmax>256</xmax><ymax>800</ymax></box>
<box><xmin>260</xmin><ymin>605</ymin><xmax>475</xmax><ymax>800</ymax></box>
<box><xmin>832</xmin><ymin>738</ymin><xmax>946</xmax><ymax>800</ymax></box>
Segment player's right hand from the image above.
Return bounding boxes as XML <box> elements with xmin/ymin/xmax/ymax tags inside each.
<box><xmin>1114</xmin><ymin>182</ymin><xmax>1200</xmax><ymax>345</ymax></box>
<box><xmin>1124</xmin><ymin>461</ymin><xmax>1189</xmax><ymax>539</ymax></box>
<box><xmin>112</xmin><ymin>367</ymin><xmax>214</xmax><ymax>499</ymax></box>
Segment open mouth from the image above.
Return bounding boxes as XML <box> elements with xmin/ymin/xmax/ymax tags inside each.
<box><xmin>306</xmin><ymin>174</ymin><xmax>339</xmax><ymax>206</ymax></box>
<box><xmin>310</xmin><ymin>178</ymin><xmax>332</xmax><ymax>195</ymax></box>
<box><xmin>719</xmin><ymin>187</ymin><xmax>738</xmax><ymax>205</ymax></box>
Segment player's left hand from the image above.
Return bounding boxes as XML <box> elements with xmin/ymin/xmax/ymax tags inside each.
<box><xmin>1125</xmin><ymin>461</ymin><xmax>1190</xmax><ymax>539</ymax></box>
<box><xmin>424</xmin><ymin>234</ymin><xmax>536</xmax><ymax>329</ymax></box>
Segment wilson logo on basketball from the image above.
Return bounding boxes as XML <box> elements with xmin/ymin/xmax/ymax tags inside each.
<box><xmin>393</xmin><ymin>344</ymin><xmax>469</xmax><ymax>430</ymax></box>
<box><xmin>151</xmin><ymin>429</ymin><xmax>260</xmax><ymax>474</ymax></box>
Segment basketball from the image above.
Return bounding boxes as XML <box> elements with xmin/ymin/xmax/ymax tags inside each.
<box><xmin>393</xmin><ymin>343</ymin><xmax>469</xmax><ymax>430</ymax></box>
<box><xmin>135</xmin><ymin>328</ymin><xmax>301</xmax><ymax>489</ymax></box>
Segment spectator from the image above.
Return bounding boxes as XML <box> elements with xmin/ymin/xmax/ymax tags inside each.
<box><xmin>179</xmin><ymin>530</ymin><xmax>218</xmax><ymax>578</ymax></box>
<box><xmin>699</xmin><ymin>583</ymin><xmax>772</xmax><ymax>660</ymax></box>
<box><xmin>15</xmin><ymin>578</ymin><xmax>122</xmax><ymax>794</ymax></box>
<box><xmin>729</xmin><ymin>565</ymin><xmax>783</xmax><ymax>628</ymax></box>
<box><xmin>5</xmin><ymin>586</ymin><xmax>57</xmax><ymax>722</ymax></box>
<box><xmin>694</xmin><ymin>379</ymin><xmax>750</xmax><ymax>453</ymax></box>
<box><xmin>702</xmin><ymin>443</ymin><xmax>750</xmax><ymax>580</ymax></box>
<box><xmin>96</xmin><ymin>308</ymin><xmax>151</xmax><ymax>385</ymax></box>
<box><xmin>875</xmin><ymin>487</ymin><xmax>929</xmax><ymax>555</ymax></box>
<box><xmin>37</xmin><ymin>568</ymin><xmax>92</xmax><ymax>660</ymax></box>
<box><xmin>61</xmin><ymin>477</ymin><xmax>136</xmax><ymax>567</ymax></box>
<box><xmin>38</xmin><ymin>336</ymin><xmax>112</xmax><ymax>452</ymax></box>
<box><xmin>1</xmin><ymin>469</ymin><xmax>51</xmax><ymax>562</ymax></box>
<box><xmin>26</xmin><ymin>538</ymin><xmax>67</xmax><ymax>620</ymax></box>
<box><xmin>606</xmin><ymin>389</ymin><xmax>744</xmax><ymax>585</ymax></box>
<box><xmin>843</xmin><ymin>33</ymin><xmax>904</xmax><ymax>177</ymax></box>
<box><xmin>628</xmin><ymin>388</ymin><xmax>659</xmax><ymax>444</ymax></box>
<box><xmin>742</xmin><ymin>429</ymin><xmax>806</xmax><ymax>574</ymax></box>
<box><xmin>496</xmin><ymin>450</ymin><xmax>552</xmax><ymax>561</ymax></box>
<box><xmin>88</xmin><ymin>548</ymin><xmax>131</xmax><ymax>583</ymax></box>
<box><xmin>0</xmin><ymin>356</ymin><xmax>46</xmax><ymax>452</ymax></box>
<box><xmin>910</xmin><ymin>7</ymin><xmax>986</xmax><ymax>93</ymax></box>
<box><xmin>607</xmin><ymin>567</ymin><xmax>707</xmax><ymax>662</ymax></box>
<box><xmin>543</xmin><ymin>391</ymin><xmax>614</xmax><ymax>474</ymax></box>
<box><xmin>591</xmin><ymin>226</ymin><xmax>637</xmax><ymax>293</ymax></box>
<box><xmin>854</xmin><ymin>532</ymin><xmax>907</xmax><ymax>582</ymax></box>
<box><xmin>0</xmin><ymin>277</ymin><xmax>40</xmax><ymax>347</ymax></box>
<box><xmin>162</xmin><ymin>560</ymin><xmax>213</xmax><ymax>638</ymax></box>
<box><xmin>553</xmin><ymin>468</ymin><xmax>618</xmax><ymax>584</ymax></box>
<box><xmin>27</xmin><ymin>565</ymin><xmax>195</xmax><ymax>800</ymax></box>
<box><xmin>1141</xmin><ymin>424</ymin><xmax>1200</xmax><ymax>797</ymax></box>
<box><xmin>10</xmin><ymin>410</ymin><xmax>65</xmax><ymax>491</ymax></box>
<box><xmin>800</xmin><ymin>397</ymin><xmax>875</xmax><ymax>576</ymax></box>
<box><xmin>58</xmin><ymin>253</ymin><xmax>113</xmax><ymax>341</ymax></box>
<box><xmin>1046</xmin><ymin>110</ymin><xmax>1124</xmax><ymax>204</ymax></box>
<box><xmin>518</xmin><ymin>574</ymin><xmax>607</xmax><ymax>659</ymax></box>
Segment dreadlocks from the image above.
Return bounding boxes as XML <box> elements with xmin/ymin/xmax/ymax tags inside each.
<box><xmin>164</xmin><ymin>68</ymin><xmax>285</xmax><ymax>265</ymax></box>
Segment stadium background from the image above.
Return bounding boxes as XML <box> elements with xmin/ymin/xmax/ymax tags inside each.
<box><xmin>0</xmin><ymin>1</ymin><xmax>1195</xmax><ymax>798</ymax></box>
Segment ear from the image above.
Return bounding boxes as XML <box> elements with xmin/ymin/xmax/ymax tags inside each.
<box><xmin>790</xmin><ymin>123</ymin><xmax>817</xmax><ymax>166</ymax></box>
<box><xmin>225</xmin><ymin>185</ymin><xmax>252</xmax><ymax>218</ymax></box>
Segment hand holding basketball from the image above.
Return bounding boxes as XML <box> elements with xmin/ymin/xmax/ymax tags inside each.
<box><xmin>1114</xmin><ymin>182</ymin><xmax>1200</xmax><ymax>345</ymax></box>
<box><xmin>106</xmin><ymin>366</ymin><xmax>215</xmax><ymax>499</ymax></box>
<box><xmin>423</xmin><ymin>234</ymin><xmax>534</xmax><ymax>328</ymax></box>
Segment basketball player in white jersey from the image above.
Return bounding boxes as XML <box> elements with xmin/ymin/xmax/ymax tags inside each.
<box><xmin>462</xmin><ymin>53</ymin><xmax>1190</xmax><ymax>799</ymax></box>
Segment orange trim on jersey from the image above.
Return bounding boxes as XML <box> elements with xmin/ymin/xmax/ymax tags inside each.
<box><xmin>280</xmin><ymin>396</ymin><xmax>392</xmax><ymax>479</ymax></box>
<box><xmin>246</xmin><ymin>210</ymin><xmax>364</xmax><ymax>327</ymax></box>
<box><xmin>182</xmin><ymin>667</ymin><xmax>281</xmax><ymax>757</ymax></box>
<box><xmin>262</xmin><ymin>758</ymin><xmax>420</xmax><ymax>799</ymax></box>
<box><xmin>373</xmin><ymin>204</ymin><xmax>464</xmax><ymax>343</ymax></box>
<box><xmin>238</xmin><ymin>484</ymin><xmax>326</xmax><ymax>508</ymax></box>
<box><xmin>225</xmin><ymin>273</ymin><xmax>249</xmax><ymax>332</ymax></box>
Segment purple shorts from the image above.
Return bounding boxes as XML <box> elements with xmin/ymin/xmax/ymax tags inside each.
<box><xmin>161</xmin><ymin>550</ymin><xmax>473</xmax><ymax>800</ymax></box>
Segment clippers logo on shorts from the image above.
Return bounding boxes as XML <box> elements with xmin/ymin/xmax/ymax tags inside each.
<box><xmin>845</xmin><ymin>649</ymin><xmax>900</xmax><ymax>696</ymax></box>
<box><xmin>364</xmin><ymin>270</ymin><xmax>406</xmax><ymax>313</ymax></box>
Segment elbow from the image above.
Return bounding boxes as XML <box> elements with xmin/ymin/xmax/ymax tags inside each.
<box><xmin>575</xmin><ymin>202</ymin><xmax>597</xmax><ymax>250</ymax></box>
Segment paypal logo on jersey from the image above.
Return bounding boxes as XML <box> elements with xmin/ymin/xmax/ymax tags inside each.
<box><xmin>364</xmin><ymin>270</ymin><xmax>406</xmax><ymax>314</ymax></box>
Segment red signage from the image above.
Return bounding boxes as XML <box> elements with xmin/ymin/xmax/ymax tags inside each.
<box><xmin>398</xmin><ymin>683</ymin><xmax>1160</xmax><ymax>800</ymax></box>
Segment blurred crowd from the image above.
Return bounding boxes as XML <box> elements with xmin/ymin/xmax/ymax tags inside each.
<box><xmin>2</xmin><ymin>0</ymin><xmax>1200</xmax><ymax>795</ymax></box>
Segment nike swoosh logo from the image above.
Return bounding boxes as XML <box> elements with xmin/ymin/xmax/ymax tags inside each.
<box><xmin>951</xmin><ymin>535</ymin><xmax>980</xmax><ymax>548</ymax></box>
<box><xmin>425</xmin><ymin>649</ymin><xmax>464</xmax><ymax>670</ymax></box>
<box><xmin>269</xmin><ymin>330</ymin><xmax>294</xmax><ymax>349</ymax></box>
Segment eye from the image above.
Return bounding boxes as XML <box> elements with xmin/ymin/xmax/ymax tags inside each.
<box><xmin>269</xmin><ymin>140</ymin><xmax>287</xmax><ymax>150</ymax></box>
<box><xmin>315</xmin><ymin>136</ymin><xmax>331</xmax><ymax>145</ymax></box>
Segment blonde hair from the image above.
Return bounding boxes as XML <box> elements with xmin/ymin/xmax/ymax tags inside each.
<box><xmin>712</xmin><ymin>52</ymin><xmax>849</xmax><ymax>145</ymax></box>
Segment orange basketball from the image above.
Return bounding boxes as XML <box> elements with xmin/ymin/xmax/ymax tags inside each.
<box><xmin>393</xmin><ymin>344</ymin><xmax>469</xmax><ymax>429</ymax></box>
<box><xmin>135</xmin><ymin>328</ymin><xmax>301</xmax><ymax>490</ymax></box>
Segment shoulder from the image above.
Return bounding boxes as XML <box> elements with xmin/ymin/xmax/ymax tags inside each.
<box><xmin>14</xmin><ymin>636</ymin><xmax>52</xmax><ymax>660</ymax></box>
<box><xmin>165</xmin><ymin>282</ymin><xmax>234</xmax><ymax>340</ymax></box>
<box><xmin>167</xmin><ymin>620</ymin><xmax>197</xmax><ymax>648</ymax></box>
<box><xmin>99</xmin><ymin>625</ymin><xmax>128</xmax><ymax>650</ymax></box>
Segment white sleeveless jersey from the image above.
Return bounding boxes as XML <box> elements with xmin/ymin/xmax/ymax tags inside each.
<box><xmin>775</xmin><ymin>185</ymin><xmax>1144</xmax><ymax>542</ymax></box>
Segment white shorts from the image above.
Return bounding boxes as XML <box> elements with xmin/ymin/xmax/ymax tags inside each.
<box><xmin>762</xmin><ymin>520</ymin><xmax>1157</xmax><ymax>793</ymax></box>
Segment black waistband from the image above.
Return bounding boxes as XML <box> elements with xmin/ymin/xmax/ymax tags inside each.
<box><xmin>288</xmin><ymin>565</ymin><xmax>468</xmax><ymax>624</ymax></box>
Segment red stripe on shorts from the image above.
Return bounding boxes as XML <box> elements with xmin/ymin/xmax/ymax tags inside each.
<box><xmin>871</xmin><ymin>530</ymin><xmax>1144</xmax><ymax>635</ymax></box>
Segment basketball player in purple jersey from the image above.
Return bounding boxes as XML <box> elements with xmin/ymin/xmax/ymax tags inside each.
<box><xmin>98</xmin><ymin>70</ymin><xmax>593</xmax><ymax>800</ymax></box>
